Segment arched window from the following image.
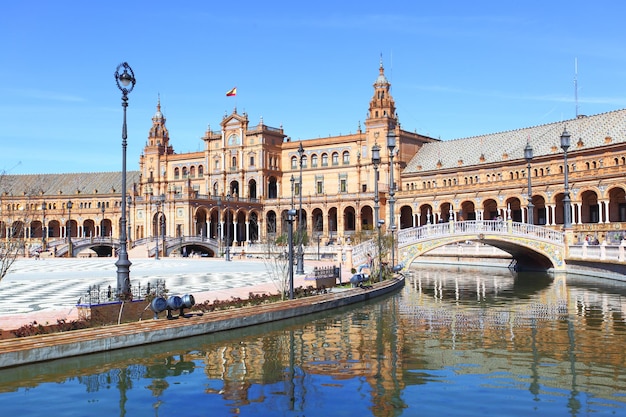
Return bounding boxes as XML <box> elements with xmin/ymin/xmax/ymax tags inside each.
<box><xmin>190</xmin><ymin>166</ymin><xmax>196</xmax><ymax>178</ymax></box>
<box><xmin>311</xmin><ymin>154</ymin><xmax>318</xmax><ymax>167</ymax></box>
<box><xmin>174</xmin><ymin>167</ymin><xmax>180</xmax><ymax>179</ymax></box>
<box><xmin>321</xmin><ymin>153</ymin><xmax>328</xmax><ymax>166</ymax></box>
<box><xmin>291</xmin><ymin>156</ymin><xmax>298</xmax><ymax>169</ymax></box>
<box><xmin>302</xmin><ymin>155</ymin><xmax>308</xmax><ymax>168</ymax></box>
<box><xmin>198</xmin><ymin>165</ymin><xmax>204</xmax><ymax>177</ymax></box>
<box><xmin>232</xmin><ymin>156</ymin><xmax>237</xmax><ymax>168</ymax></box>
<box><xmin>332</xmin><ymin>152</ymin><xmax>339</xmax><ymax>166</ymax></box>
<box><xmin>342</xmin><ymin>151</ymin><xmax>350</xmax><ymax>164</ymax></box>
<box><xmin>182</xmin><ymin>167</ymin><xmax>188</xmax><ymax>178</ymax></box>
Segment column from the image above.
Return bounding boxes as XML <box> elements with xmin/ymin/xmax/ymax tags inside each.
<box><xmin>603</xmin><ymin>200</ymin><xmax>610</xmax><ymax>223</ymax></box>
<box><xmin>245</xmin><ymin>221</ymin><xmax>250</xmax><ymax>243</ymax></box>
<box><xmin>233</xmin><ymin>221</ymin><xmax>238</xmax><ymax>244</ymax></box>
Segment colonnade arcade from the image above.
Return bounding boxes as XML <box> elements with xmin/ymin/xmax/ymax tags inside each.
<box><xmin>185</xmin><ymin>202</ymin><xmax>382</xmax><ymax>247</ymax></box>
<box><xmin>398</xmin><ymin>185</ymin><xmax>626</xmax><ymax>241</ymax></box>
<box><xmin>1</xmin><ymin>215</ymin><xmax>115</xmax><ymax>240</ymax></box>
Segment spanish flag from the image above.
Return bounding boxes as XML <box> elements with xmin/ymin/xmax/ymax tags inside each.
<box><xmin>226</xmin><ymin>87</ymin><xmax>237</xmax><ymax>97</ymax></box>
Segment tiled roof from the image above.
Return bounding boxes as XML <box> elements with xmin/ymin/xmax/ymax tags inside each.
<box><xmin>0</xmin><ymin>171</ymin><xmax>141</xmax><ymax>197</ymax></box>
<box><xmin>404</xmin><ymin>109</ymin><xmax>626</xmax><ymax>173</ymax></box>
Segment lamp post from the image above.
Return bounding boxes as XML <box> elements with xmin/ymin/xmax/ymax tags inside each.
<box><xmin>217</xmin><ymin>198</ymin><xmax>222</xmax><ymax>257</ymax></box>
<box><xmin>372</xmin><ymin>143</ymin><xmax>381</xmax><ymax>232</ymax></box>
<box><xmin>153</xmin><ymin>194</ymin><xmax>164</xmax><ymax>260</ymax></box>
<box><xmin>290</xmin><ymin>175</ymin><xmax>295</xmax><ymax>209</ymax></box>
<box><xmin>127</xmin><ymin>195</ymin><xmax>132</xmax><ymax>246</ymax></box>
<box><xmin>67</xmin><ymin>200</ymin><xmax>73</xmax><ymax>258</ymax></box>
<box><xmin>41</xmin><ymin>201</ymin><xmax>46</xmax><ymax>251</ymax></box>
<box><xmin>159</xmin><ymin>205</ymin><xmax>167</xmax><ymax>258</ymax></box>
<box><xmin>377</xmin><ymin>219</ymin><xmax>385</xmax><ymax>282</ymax></box>
<box><xmin>225</xmin><ymin>193</ymin><xmax>231</xmax><ymax>261</ymax></box>
<box><xmin>287</xmin><ymin>209</ymin><xmax>297</xmax><ymax>299</ymax></box>
<box><xmin>387</xmin><ymin>130</ymin><xmax>396</xmax><ymax>268</ymax></box>
<box><xmin>524</xmin><ymin>140</ymin><xmax>534</xmax><ymax>225</ymax></box>
<box><xmin>296</xmin><ymin>141</ymin><xmax>305</xmax><ymax>275</ymax></box>
<box><xmin>114</xmin><ymin>62</ymin><xmax>136</xmax><ymax>300</ymax></box>
<box><xmin>101</xmin><ymin>205</ymin><xmax>106</xmax><ymax>237</ymax></box>
<box><xmin>560</xmin><ymin>129</ymin><xmax>572</xmax><ymax>229</ymax></box>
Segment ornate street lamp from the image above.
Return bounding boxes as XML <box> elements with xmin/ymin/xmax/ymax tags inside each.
<box><xmin>101</xmin><ymin>205</ymin><xmax>106</xmax><ymax>238</ymax></box>
<box><xmin>153</xmin><ymin>195</ymin><xmax>164</xmax><ymax>260</ymax></box>
<box><xmin>41</xmin><ymin>201</ymin><xmax>46</xmax><ymax>251</ymax></box>
<box><xmin>524</xmin><ymin>140</ymin><xmax>534</xmax><ymax>225</ymax></box>
<box><xmin>114</xmin><ymin>62</ymin><xmax>136</xmax><ymax>300</ymax></box>
<box><xmin>67</xmin><ymin>200</ymin><xmax>73</xmax><ymax>258</ymax></box>
<box><xmin>217</xmin><ymin>198</ymin><xmax>222</xmax><ymax>256</ymax></box>
<box><xmin>387</xmin><ymin>130</ymin><xmax>396</xmax><ymax>268</ymax></box>
<box><xmin>287</xmin><ymin>208</ymin><xmax>297</xmax><ymax>299</ymax></box>
<box><xmin>127</xmin><ymin>195</ymin><xmax>132</xmax><ymax>246</ymax></box>
<box><xmin>560</xmin><ymin>129</ymin><xmax>572</xmax><ymax>229</ymax></box>
<box><xmin>372</xmin><ymin>143</ymin><xmax>381</xmax><ymax>231</ymax></box>
<box><xmin>377</xmin><ymin>219</ymin><xmax>385</xmax><ymax>282</ymax></box>
<box><xmin>225</xmin><ymin>193</ymin><xmax>231</xmax><ymax>261</ymax></box>
<box><xmin>296</xmin><ymin>141</ymin><xmax>305</xmax><ymax>274</ymax></box>
<box><xmin>290</xmin><ymin>175</ymin><xmax>295</xmax><ymax>209</ymax></box>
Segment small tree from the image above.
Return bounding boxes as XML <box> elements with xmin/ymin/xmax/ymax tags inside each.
<box><xmin>0</xmin><ymin>225</ymin><xmax>25</xmax><ymax>281</ymax></box>
<box><xmin>0</xmin><ymin>170</ymin><xmax>39</xmax><ymax>283</ymax></box>
<box><xmin>255</xmin><ymin>215</ymin><xmax>292</xmax><ymax>299</ymax></box>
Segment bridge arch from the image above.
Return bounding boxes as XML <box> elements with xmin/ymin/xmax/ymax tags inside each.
<box><xmin>397</xmin><ymin>220</ymin><xmax>565</xmax><ymax>271</ymax></box>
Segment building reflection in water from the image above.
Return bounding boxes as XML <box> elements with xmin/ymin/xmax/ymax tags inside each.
<box><xmin>1</xmin><ymin>266</ymin><xmax>625</xmax><ymax>416</ymax></box>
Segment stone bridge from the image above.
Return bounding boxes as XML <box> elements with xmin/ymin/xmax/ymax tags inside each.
<box><xmin>397</xmin><ymin>220</ymin><xmax>566</xmax><ymax>271</ymax></box>
<box><xmin>53</xmin><ymin>235</ymin><xmax>220</xmax><ymax>258</ymax></box>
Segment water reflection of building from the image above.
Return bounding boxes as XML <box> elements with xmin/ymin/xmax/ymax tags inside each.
<box><xmin>399</xmin><ymin>269</ymin><xmax>626</xmax><ymax>404</ymax></box>
<box><xmin>2</xmin><ymin>272</ymin><xmax>625</xmax><ymax>413</ymax></box>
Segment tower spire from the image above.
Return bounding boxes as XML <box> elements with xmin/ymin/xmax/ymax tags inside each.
<box><xmin>365</xmin><ymin>56</ymin><xmax>397</xmax><ymax>126</ymax></box>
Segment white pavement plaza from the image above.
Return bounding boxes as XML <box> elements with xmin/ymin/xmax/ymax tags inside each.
<box><xmin>0</xmin><ymin>258</ymin><xmax>282</xmax><ymax>317</ymax></box>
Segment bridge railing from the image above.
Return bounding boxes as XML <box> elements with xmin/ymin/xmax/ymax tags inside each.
<box><xmin>397</xmin><ymin>220</ymin><xmax>564</xmax><ymax>245</ymax></box>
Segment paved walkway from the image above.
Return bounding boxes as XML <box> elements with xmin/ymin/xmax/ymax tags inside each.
<box><xmin>0</xmin><ymin>257</ymin><xmax>350</xmax><ymax>332</ymax></box>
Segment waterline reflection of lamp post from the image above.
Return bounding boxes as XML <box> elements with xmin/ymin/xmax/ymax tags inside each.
<box><xmin>377</xmin><ymin>219</ymin><xmax>384</xmax><ymax>282</ymax></box>
<box><xmin>524</xmin><ymin>140</ymin><xmax>534</xmax><ymax>225</ymax></box>
<box><xmin>114</xmin><ymin>62</ymin><xmax>136</xmax><ymax>300</ymax></box>
<box><xmin>67</xmin><ymin>200</ymin><xmax>73</xmax><ymax>258</ymax></box>
<box><xmin>560</xmin><ymin>129</ymin><xmax>572</xmax><ymax>229</ymax></box>
<box><xmin>287</xmin><ymin>208</ymin><xmax>297</xmax><ymax>299</ymax></box>
<box><xmin>387</xmin><ymin>130</ymin><xmax>396</xmax><ymax>268</ymax></box>
<box><xmin>296</xmin><ymin>141</ymin><xmax>305</xmax><ymax>275</ymax></box>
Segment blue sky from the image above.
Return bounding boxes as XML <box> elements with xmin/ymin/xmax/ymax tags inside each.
<box><xmin>2</xmin><ymin>1</ymin><xmax>626</xmax><ymax>174</ymax></box>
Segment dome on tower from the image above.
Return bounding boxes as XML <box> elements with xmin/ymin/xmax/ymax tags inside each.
<box><xmin>374</xmin><ymin>57</ymin><xmax>389</xmax><ymax>86</ymax></box>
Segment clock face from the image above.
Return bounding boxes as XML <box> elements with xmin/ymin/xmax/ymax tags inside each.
<box><xmin>228</xmin><ymin>133</ymin><xmax>240</xmax><ymax>146</ymax></box>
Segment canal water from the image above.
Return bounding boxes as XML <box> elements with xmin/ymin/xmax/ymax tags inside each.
<box><xmin>1</xmin><ymin>265</ymin><xmax>625</xmax><ymax>416</ymax></box>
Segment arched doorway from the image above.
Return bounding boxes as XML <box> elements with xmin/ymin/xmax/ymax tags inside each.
<box><xmin>248</xmin><ymin>179</ymin><xmax>257</xmax><ymax>200</ymax></box>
